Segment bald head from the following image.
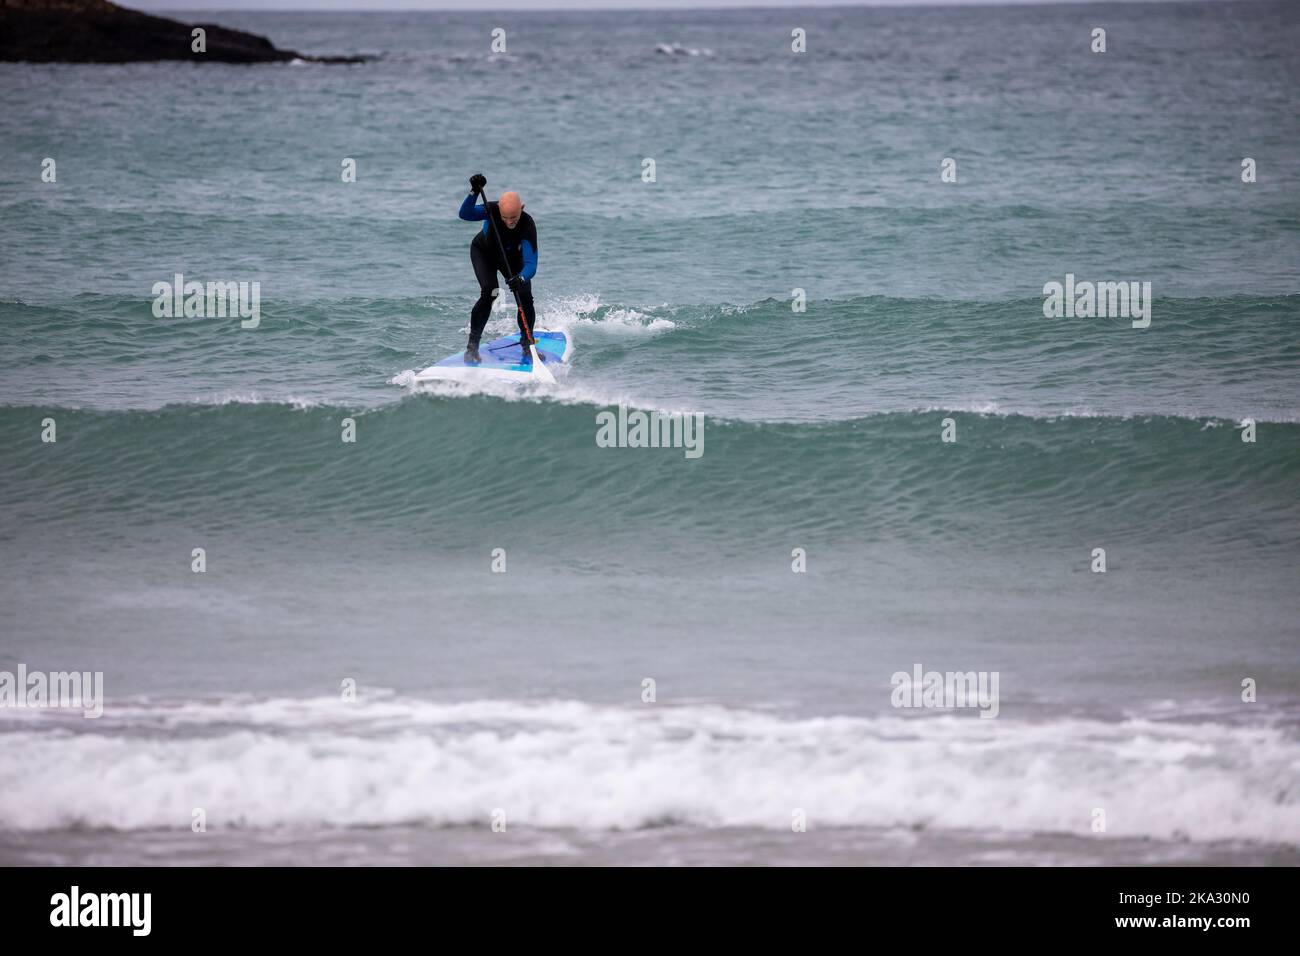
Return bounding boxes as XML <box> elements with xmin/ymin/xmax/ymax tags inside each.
<box><xmin>498</xmin><ymin>191</ymin><xmax>523</xmax><ymax>227</ymax></box>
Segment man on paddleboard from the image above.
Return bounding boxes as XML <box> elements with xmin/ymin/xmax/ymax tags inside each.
<box><xmin>458</xmin><ymin>172</ymin><xmax>538</xmax><ymax>364</ymax></box>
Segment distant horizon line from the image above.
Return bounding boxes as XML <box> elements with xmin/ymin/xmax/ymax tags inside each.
<box><xmin>136</xmin><ymin>0</ymin><xmax>1261</xmax><ymax>13</ymax></box>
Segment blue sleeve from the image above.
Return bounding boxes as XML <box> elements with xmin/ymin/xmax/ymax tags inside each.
<box><xmin>519</xmin><ymin>239</ymin><xmax>537</xmax><ymax>281</ymax></box>
<box><xmin>458</xmin><ymin>193</ymin><xmax>486</xmax><ymax>221</ymax></box>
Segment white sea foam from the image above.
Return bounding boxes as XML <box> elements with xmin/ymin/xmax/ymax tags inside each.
<box><xmin>200</xmin><ymin>392</ymin><xmax>321</xmax><ymax>411</ymax></box>
<box><xmin>1</xmin><ymin>696</ymin><xmax>1295</xmax><ymax>842</ymax></box>
<box><xmin>655</xmin><ymin>44</ymin><xmax>712</xmax><ymax>57</ymax></box>
<box><xmin>395</xmin><ymin>370</ymin><xmax>704</xmax><ymax>420</ymax></box>
<box><xmin>539</xmin><ymin>294</ymin><xmax>675</xmax><ymax>337</ymax></box>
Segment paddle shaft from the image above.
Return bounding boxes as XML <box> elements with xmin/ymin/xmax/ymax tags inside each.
<box><xmin>476</xmin><ymin>187</ymin><xmax>534</xmax><ymax>346</ymax></box>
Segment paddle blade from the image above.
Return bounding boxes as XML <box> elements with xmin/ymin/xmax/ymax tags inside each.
<box><xmin>530</xmin><ymin>342</ymin><xmax>557</xmax><ymax>384</ymax></box>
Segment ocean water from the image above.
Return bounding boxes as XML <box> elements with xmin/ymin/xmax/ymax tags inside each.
<box><xmin>1</xmin><ymin>3</ymin><xmax>1298</xmax><ymax>866</ymax></box>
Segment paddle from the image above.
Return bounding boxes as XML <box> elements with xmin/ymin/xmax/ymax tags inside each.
<box><xmin>476</xmin><ymin>187</ymin><xmax>555</xmax><ymax>384</ymax></box>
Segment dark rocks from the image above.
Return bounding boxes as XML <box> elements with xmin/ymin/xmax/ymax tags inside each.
<box><xmin>0</xmin><ymin>0</ymin><xmax>368</xmax><ymax>64</ymax></box>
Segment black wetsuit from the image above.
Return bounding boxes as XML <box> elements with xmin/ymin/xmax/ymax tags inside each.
<box><xmin>458</xmin><ymin>194</ymin><xmax>538</xmax><ymax>348</ymax></box>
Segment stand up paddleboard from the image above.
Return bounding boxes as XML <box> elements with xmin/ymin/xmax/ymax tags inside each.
<box><xmin>413</xmin><ymin>329</ymin><xmax>570</xmax><ymax>384</ymax></box>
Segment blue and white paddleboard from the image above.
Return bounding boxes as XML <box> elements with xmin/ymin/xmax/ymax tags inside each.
<box><xmin>414</xmin><ymin>329</ymin><xmax>570</xmax><ymax>384</ymax></box>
